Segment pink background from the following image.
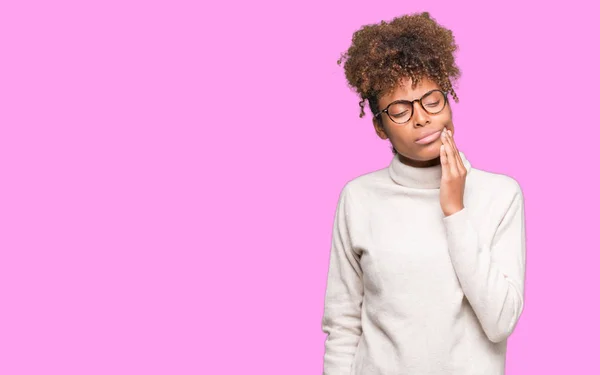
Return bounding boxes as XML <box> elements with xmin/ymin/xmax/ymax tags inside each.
<box><xmin>1</xmin><ymin>1</ymin><xmax>599</xmax><ymax>374</ymax></box>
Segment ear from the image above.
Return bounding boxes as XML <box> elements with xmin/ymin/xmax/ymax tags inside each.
<box><xmin>373</xmin><ymin>117</ymin><xmax>388</xmax><ymax>140</ymax></box>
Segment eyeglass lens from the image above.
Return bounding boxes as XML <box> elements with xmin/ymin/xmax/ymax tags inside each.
<box><xmin>387</xmin><ymin>90</ymin><xmax>445</xmax><ymax>124</ymax></box>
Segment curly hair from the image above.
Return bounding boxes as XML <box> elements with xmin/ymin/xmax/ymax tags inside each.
<box><xmin>337</xmin><ymin>12</ymin><xmax>461</xmax><ymax>120</ymax></box>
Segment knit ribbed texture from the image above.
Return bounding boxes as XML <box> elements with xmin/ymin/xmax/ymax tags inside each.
<box><xmin>322</xmin><ymin>152</ymin><xmax>527</xmax><ymax>375</ymax></box>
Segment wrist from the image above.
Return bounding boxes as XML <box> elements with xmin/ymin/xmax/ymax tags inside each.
<box><xmin>443</xmin><ymin>204</ymin><xmax>464</xmax><ymax>217</ymax></box>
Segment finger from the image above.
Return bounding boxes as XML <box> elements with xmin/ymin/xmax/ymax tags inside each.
<box><xmin>448</xmin><ymin>130</ymin><xmax>465</xmax><ymax>170</ymax></box>
<box><xmin>440</xmin><ymin>144</ymin><xmax>448</xmax><ymax>179</ymax></box>
<box><xmin>443</xmin><ymin>129</ymin><xmax>458</xmax><ymax>176</ymax></box>
<box><xmin>450</xmin><ymin>132</ymin><xmax>467</xmax><ymax>175</ymax></box>
<box><xmin>440</xmin><ymin>129</ymin><xmax>448</xmax><ymax>176</ymax></box>
<box><xmin>446</xmin><ymin>129</ymin><xmax>459</xmax><ymax>159</ymax></box>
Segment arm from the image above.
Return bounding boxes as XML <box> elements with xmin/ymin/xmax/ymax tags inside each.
<box><xmin>321</xmin><ymin>187</ymin><xmax>363</xmax><ymax>374</ymax></box>
<box><xmin>443</xmin><ymin>184</ymin><xmax>527</xmax><ymax>343</ymax></box>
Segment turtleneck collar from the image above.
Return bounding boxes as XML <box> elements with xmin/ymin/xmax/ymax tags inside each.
<box><xmin>388</xmin><ymin>151</ymin><xmax>472</xmax><ymax>189</ymax></box>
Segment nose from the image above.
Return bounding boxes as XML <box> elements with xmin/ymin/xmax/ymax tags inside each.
<box><xmin>412</xmin><ymin>101</ymin><xmax>430</xmax><ymax>127</ymax></box>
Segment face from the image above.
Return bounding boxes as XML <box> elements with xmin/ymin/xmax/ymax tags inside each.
<box><xmin>373</xmin><ymin>76</ymin><xmax>454</xmax><ymax>167</ymax></box>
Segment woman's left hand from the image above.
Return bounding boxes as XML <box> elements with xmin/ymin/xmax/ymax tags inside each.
<box><xmin>439</xmin><ymin>127</ymin><xmax>467</xmax><ymax>217</ymax></box>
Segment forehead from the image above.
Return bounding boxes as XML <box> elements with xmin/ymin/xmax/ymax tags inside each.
<box><xmin>381</xmin><ymin>76</ymin><xmax>440</xmax><ymax>102</ymax></box>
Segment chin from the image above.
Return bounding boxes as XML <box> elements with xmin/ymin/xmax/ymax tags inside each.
<box><xmin>412</xmin><ymin>142</ymin><xmax>442</xmax><ymax>161</ymax></box>
<box><xmin>395</xmin><ymin>145</ymin><xmax>441</xmax><ymax>167</ymax></box>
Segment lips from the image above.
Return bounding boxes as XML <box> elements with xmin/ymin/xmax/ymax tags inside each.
<box><xmin>415</xmin><ymin>130</ymin><xmax>442</xmax><ymax>145</ymax></box>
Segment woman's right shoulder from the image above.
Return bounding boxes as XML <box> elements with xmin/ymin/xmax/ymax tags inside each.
<box><xmin>338</xmin><ymin>166</ymin><xmax>389</xmax><ymax>201</ymax></box>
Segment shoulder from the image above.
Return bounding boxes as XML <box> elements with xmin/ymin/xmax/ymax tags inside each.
<box><xmin>339</xmin><ymin>167</ymin><xmax>389</xmax><ymax>199</ymax></box>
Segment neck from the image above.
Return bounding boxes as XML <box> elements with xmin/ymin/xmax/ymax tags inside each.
<box><xmin>388</xmin><ymin>151</ymin><xmax>472</xmax><ymax>189</ymax></box>
<box><xmin>397</xmin><ymin>153</ymin><xmax>441</xmax><ymax>168</ymax></box>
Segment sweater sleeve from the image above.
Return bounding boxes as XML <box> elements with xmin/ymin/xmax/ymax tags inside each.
<box><xmin>442</xmin><ymin>183</ymin><xmax>527</xmax><ymax>343</ymax></box>
<box><xmin>321</xmin><ymin>187</ymin><xmax>363</xmax><ymax>374</ymax></box>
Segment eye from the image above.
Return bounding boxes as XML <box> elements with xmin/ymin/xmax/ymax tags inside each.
<box><xmin>392</xmin><ymin>111</ymin><xmax>409</xmax><ymax>118</ymax></box>
<box><xmin>425</xmin><ymin>101</ymin><xmax>440</xmax><ymax>107</ymax></box>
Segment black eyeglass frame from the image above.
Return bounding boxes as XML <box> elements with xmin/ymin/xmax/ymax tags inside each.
<box><xmin>374</xmin><ymin>89</ymin><xmax>449</xmax><ymax>125</ymax></box>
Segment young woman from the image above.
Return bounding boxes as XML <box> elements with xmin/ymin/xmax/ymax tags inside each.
<box><xmin>321</xmin><ymin>12</ymin><xmax>527</xmax><ymax>374</ymax></box>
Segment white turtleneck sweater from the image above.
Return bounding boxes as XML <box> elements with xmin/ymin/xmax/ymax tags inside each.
<box><xmin>321</xmin><ymin>152</ymin><xmax>527</xmax><ymax>375</ymax></box>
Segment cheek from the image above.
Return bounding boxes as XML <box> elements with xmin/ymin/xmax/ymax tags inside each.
<box><xmin>388</xmin><ymin>130</ymin><xmax>413</xmax><ymax>147</ymax></box>
<box><xmin>439</xmin><ymin>114</ymin><xmax>453</xmax><ymax>129</ymax></box>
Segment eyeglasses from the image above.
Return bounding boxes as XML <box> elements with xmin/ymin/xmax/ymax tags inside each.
<box><xmin>374</xmin><ymin>89</ymin><xmax>448</xmax><ymax>125</ymax></box>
